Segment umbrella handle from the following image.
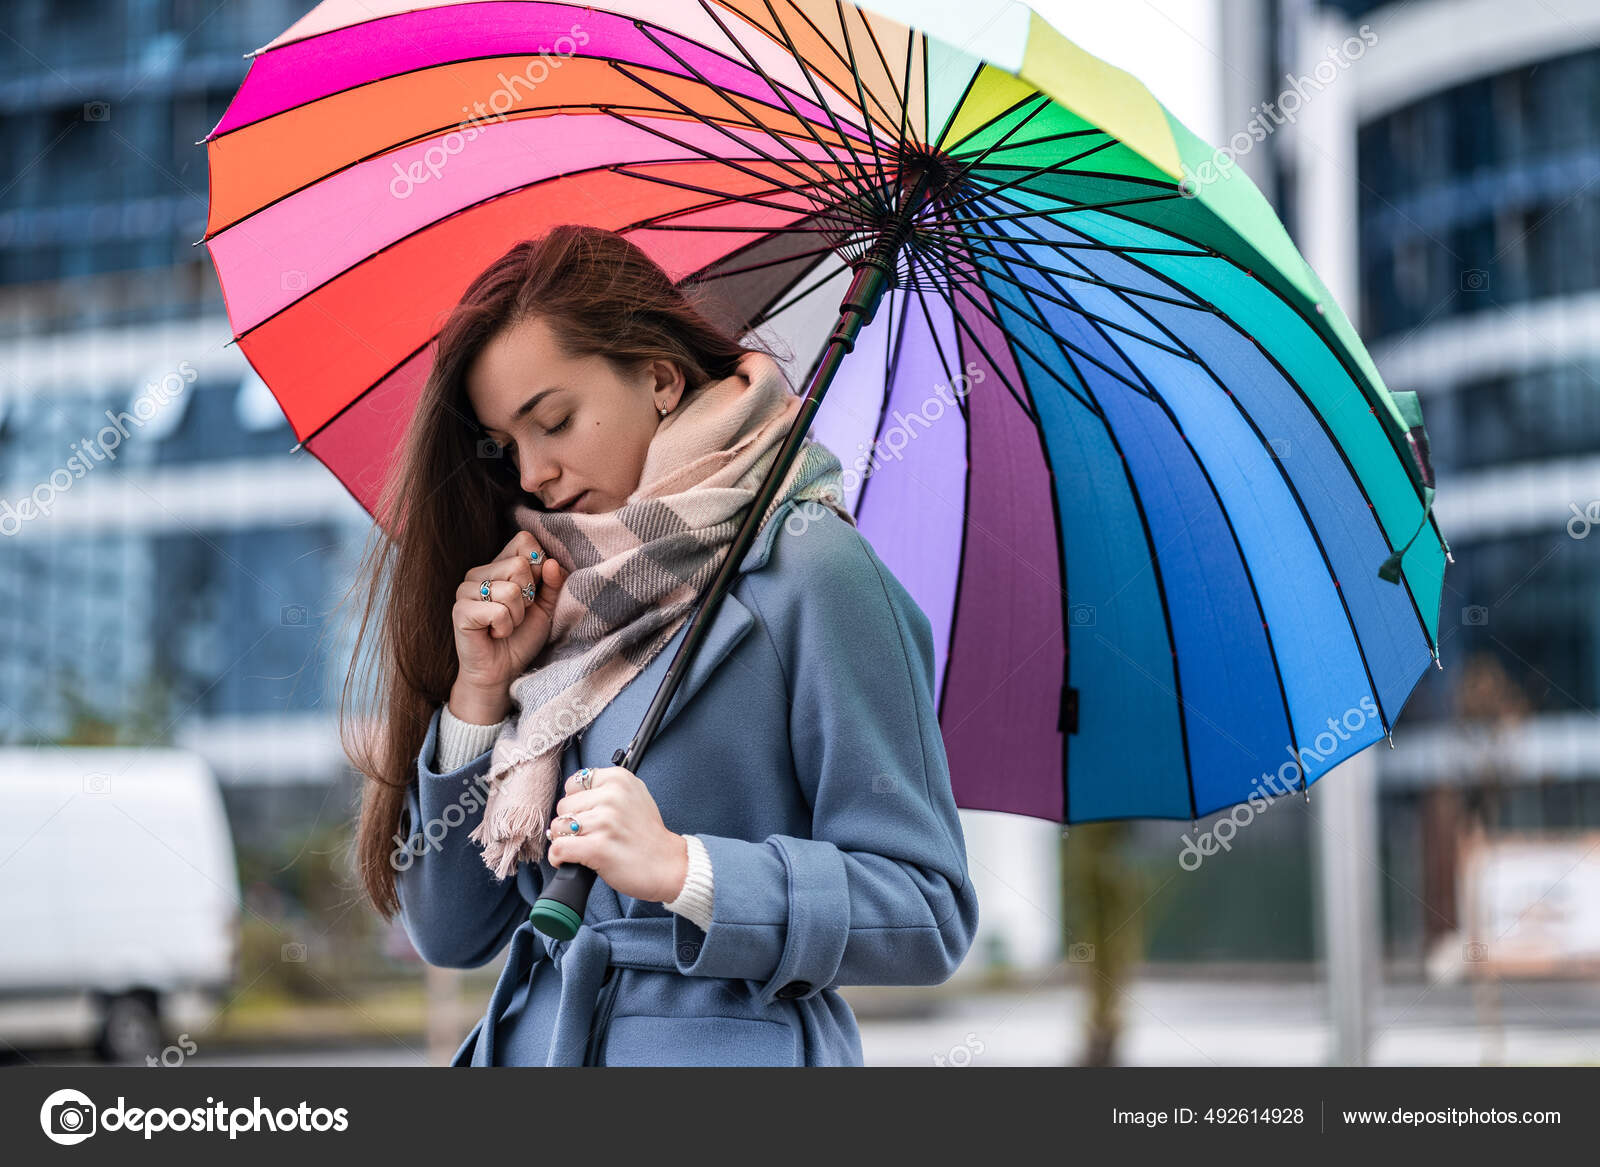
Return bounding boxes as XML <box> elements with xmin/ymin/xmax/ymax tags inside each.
<box><xmin>529</xmin><ymin>851</ymin><xmax>592</xmax><ymax>940</ymax></box>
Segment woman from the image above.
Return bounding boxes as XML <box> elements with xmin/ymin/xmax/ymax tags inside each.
<box><xmin>345</xmin><ymin>224</ymin><xmax>979</xmax><ymax>1066</ymax></box>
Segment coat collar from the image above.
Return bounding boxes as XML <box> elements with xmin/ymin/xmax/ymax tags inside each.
<box><xmin>587</xmin><ymin>497</ymin><xmax>799</xmax><ymax>751</ymax></box>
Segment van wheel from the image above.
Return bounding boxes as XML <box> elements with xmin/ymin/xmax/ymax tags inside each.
<box><xmin>95</xmin><ymin>993</ymin><xmax>163</xmax><ymax>1063</ymax></box>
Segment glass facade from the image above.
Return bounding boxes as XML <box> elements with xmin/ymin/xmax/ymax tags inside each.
<box><xmin>0</xmin><ymin>0</ymin><xmax>304</xmax><ymax>326</ymax></box>
<box><xmin>0</xmin><ymin>1</ymin><xmax>362</xmax><ymax>758</ymax></box>
<box><xmin>1357</xmin><ymin>46</ymin><xmax>1600</xmax><ymax>339</ymax></box>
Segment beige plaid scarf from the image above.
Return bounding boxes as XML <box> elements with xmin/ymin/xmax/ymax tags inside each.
<box><xmin>469</xmin><ymin>348</ymin><xmax>855</xmax><ymax>880</ymax></box>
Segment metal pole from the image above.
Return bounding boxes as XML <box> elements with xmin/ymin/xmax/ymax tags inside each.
<box><xmin>1288</xmin><ymin>3</ymin><xmax>1383</xmax><ymax>1065</ymax></box>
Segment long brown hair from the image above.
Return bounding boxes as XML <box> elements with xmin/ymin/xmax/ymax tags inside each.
<box><xmin>341</xmin><ymin>224</ymin><xmax>782</xmax><ymax>917</ymax></box>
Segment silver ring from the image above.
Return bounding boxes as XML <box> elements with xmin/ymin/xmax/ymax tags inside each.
<box><xmin>528</xmin><ymin>549</ymin><xmax>543</xmax><ymax>565</ymax></box>
<box><xmin>520</xmin><ymin>581</ymin><xmax>537</xmax><ymax>601</ymax></box>
<box><xmin>479</xmin><ymin>579</ymin><xmax>491</xmax><ymax>599</ymax></box>
<box><xmin>567</xmin><ymin>815</ymin><xmax>582</xmax><ymax>835</ymax></box>
<box><xmin>579</xmin><ymin>767</ymin><xmax>594</xmax><ymax>790</ymax></box>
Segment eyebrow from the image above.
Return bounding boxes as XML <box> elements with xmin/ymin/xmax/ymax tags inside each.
<box><xmin>485</xmin><ymin>386</ymin><xmax>565</xmax><ymax>435</ymax></box>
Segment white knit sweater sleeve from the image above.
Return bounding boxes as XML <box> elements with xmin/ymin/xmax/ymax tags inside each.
<box><xmin>437</xmin><ymin>705</ymin><xmax>714</xmax><ymax>929</ymax></box>
<box><xmin>435</xmin><ymin>702</ymin><xmax>508</xmax><ymax>771</ymax></box>
<box><xmin>662</xmin><ymin>833</ymin><xmax>714</xmax><ymax>932</ymax></box>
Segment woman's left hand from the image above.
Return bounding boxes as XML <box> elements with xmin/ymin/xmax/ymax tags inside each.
<box><xmin>546</xmin><ymin>766</ymin><xmax>689</xmax><ymax>904</ymax></box>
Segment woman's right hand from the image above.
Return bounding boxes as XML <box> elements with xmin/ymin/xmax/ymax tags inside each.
<box><xmin>449</xmin><ymin>531</ymin><xmax>569</xmax><ymax>724</ymax></box>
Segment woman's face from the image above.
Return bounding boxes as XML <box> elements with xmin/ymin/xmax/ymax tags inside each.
<box><xmin>466</xmin><ymin>314</ymin><xmax>685</xmax><ymax>514</ymax></box>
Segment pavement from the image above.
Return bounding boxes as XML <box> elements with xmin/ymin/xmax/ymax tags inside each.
<box><xmin>10</xmin><ymin>975</ymin><xmax>1600</xmax><ymax>1067</ymax></box>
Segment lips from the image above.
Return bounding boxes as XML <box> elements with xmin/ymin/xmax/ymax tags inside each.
<box><xmin>552</xmin><ymin>491</ymin><xmax>587</xmax><ymax>511</ymax></box>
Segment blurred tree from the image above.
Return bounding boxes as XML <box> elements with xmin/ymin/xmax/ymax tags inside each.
<box><xmin>1061</xmin><ymin>821</ymin><xmax>1144</xmax><ymax>1066</ymax></box>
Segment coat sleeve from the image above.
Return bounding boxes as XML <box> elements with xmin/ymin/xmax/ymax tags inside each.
<box><xmin>393</xmin><ymin>705</ymin><xmax>531</xmax><ymax>968</ymax></box>
<box><xmin>669</xmin><ymin>509</ymin><xmax>980</xmax><ymax>1007</ymax></box>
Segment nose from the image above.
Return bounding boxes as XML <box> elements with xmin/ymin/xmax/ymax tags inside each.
<box><xmin>519</xmin><ymin>450</ymin><xmax>559</xmax><ymax>498</ymax></box>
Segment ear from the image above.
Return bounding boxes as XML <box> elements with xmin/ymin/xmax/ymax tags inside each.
<box><xmin>651</xmin><ymin>357</ymin><xmax>688</xmax><ymax>410</ymax></box>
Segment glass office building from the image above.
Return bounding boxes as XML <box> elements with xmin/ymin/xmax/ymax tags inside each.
<box><xmin>0</xmin><ymin>1</ymin><xmax>371</xmax><ymax>839</ymax></box>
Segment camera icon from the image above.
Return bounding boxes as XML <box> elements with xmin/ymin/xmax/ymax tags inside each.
<box><xmin>677</xmin><ymin>941</ymin><xmax>701</xmax><ymax>962</ymax></box>
<box><xmin>281</xmin><ymin>604</ymin><xmax>308</xmax><ymax>626</ymax></box>
<box><xmin>1460</xmin><ymin>268</ymin><xmax>1490</xmax><ymax>292</ymax></box>
<box><xmin>870</xmin><ymin>773</ymin><xmax>894</xmax><ymax>794</ymax></box>
<box><xmin>281</xmin><ymin>942</ymin><xmax>307</xmax><ymax>962</ymax></box>
<box><xmin>280</xmin><ymin>269</ymin><xmax>307</xmax><ymax>292</ymax></box>
<box><xmin>1461</xmin><ymin>605</ymin><xmax>1489</xmax><ymax>626</ymax></box>
<box><xmin>1463</xmin><ymin>941</ymin><xmax>1488</xmax><ymax>963</ymax></box>
<box><xmin>1068</xmin><ymin>942</ymin><xmax>1096</xmax><ymax>963</ymax></box>
<box><xmin>83</xmin><ymin>101</ymin><xmax>111</xmax><ymax>122</ymax></box>
<box><xmin>50</xmin><ymin>1099</ymin><xmax>95</xmax><ymax>1138</ymax></box>
<box><xmin>1069</xmin><ymin>604</ymin><xmax>1096</xmax><ymax>627</ymax></box>
<box><xmin>1268</xmin><ymin>438</ymin><xmax>1291</xmax><ymax>460</ymax></box>
<box><xmin>83</xmin><ymin>772</ymin><xmax>111</xmax><ymax>796</ymax></box>
<box><xmin>476</xmin><ymin>438</ymin><xmax>504</xmax><ymax>459</ymax></box>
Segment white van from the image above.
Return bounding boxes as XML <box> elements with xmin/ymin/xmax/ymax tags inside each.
<box><xmin>0</xmin><ymin>746</ymin><xmax>240</xmax><ymax>1062</ymax></box>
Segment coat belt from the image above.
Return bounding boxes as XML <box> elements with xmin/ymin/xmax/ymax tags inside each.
<box><xmin>476</xmin><ymin>914</ymin><xmax>681</xmax><ymax>1066</ymax></box>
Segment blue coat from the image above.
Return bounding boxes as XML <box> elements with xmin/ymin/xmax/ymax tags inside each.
<box><xmin>395</xmin><ymin>495</ymin><xmax>981</xmax><ymax>1066</ymax></box>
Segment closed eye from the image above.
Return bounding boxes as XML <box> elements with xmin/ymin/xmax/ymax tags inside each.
<box><xmin>544</xmin><ymin>417</ymin><xmax>571</xmax><ymax>436</ymax></box>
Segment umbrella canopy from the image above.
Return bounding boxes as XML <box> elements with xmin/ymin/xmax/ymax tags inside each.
<box><xmin>201</xmin><ymin>0</ymin><xmax>1447</xmax><ymax>827</ymax></box>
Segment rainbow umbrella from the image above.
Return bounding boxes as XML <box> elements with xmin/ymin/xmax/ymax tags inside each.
<box><xmin>201</xmin><ymin>0</ymin><xmax>1447</xmax><ymax>835</ymax></box>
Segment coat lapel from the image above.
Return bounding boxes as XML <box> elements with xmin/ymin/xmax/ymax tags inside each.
<box><xmin>582</xmin><ymin>497</ymin><xmax>800</xmax><ymax>756</ymax></box>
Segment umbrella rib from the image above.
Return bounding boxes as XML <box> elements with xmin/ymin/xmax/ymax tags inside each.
<box><xmin>760</xmin><ymin>0</ymin><xmax>889</xmax><ymax>215</ymax></box>
<box><xmin>748</xmin><ymin>255</ymin><xmax>854</xmax><ymax>324</ymax></box>
<box><xmin>931</xmin><ymin>272</ymin><xmax>1104</xmax><ymax>418</ymax></box>
<box><xmin>944</xmin><ymin>251</ymin><xmax>1203</xmax><ymax>819</ymax></box>
<box><xmin>622</xmin><ymin>21</ymin><xmax>870</xmax><ymax>204</ymax></box>
<box><xmin>687</xmin><ymin>239</ymin><xmax>844</xmax><ymax>282</ymax></box>
<box><xmin>916</xmin><ymin>225</ymin><xmax>1210</xmax><ymax>257</ymax></box>
<box><xmin>936</xmin><ymin>188</ymin><xmax>1189</xmax><ymax>227</ymax></box>
<box><xmin>608</xmin><ymin>57</ymin><xmax>851</xmax><ymax>200</ymax></box>
<box><xmin>932</xmin><ymin>239</ymin><xmax>1181</xmax><ymax>819</ymax></box>
<box><xmin>946</xmin><ymin>125</ymin><xmax>1112</xmax><ymax>160</ymax></box>
<box><xmin>929</xmin><ymin>62</ymin><xmax>984</xmax><ymax>157</ymax></box>
<box><xmin>947</xmin><ymin>234</ymin><xmax>1201</xmax><ymax>362</ymax></box>
<box><xmin>831</xmin><ymin>0</ymin><xmax>900</xmax><ymax>194</ymax></box>
<box><xmin>962</xmin><ymin>210</ymin><xmax>1309</xmax><ymax>794</ymax></box>
<box><xmin>928</xmin><ymin>266</ymin><xmax>1080</xmax><ymax>819</ymax></box>
<box><xmin>942</xmin><ymin>146</ymin><xmax>1163</xmax><ymax>217</ymax></box>
<box><xmin>988</xmin><ymin>180</ymin><xmax>1448</xmax><ymax>581</ymax></box>
<box><xmin>607</xmin><ymin>162</ymin><xmax>841</xmax><ymax>220</ymax></box>
<box><xmin>850</xmin><ymin>280</ymin><xmax>914</xmax><ymax>522</ymax></box>
<box><xmin>918</xmin><ymin>226</ymin><xmax>1210</xmax><ymax>313</ymax></box>
<box><xmin>693</xmin><ymin>0</ymin><xmax>901</xmax><ymax>212</ymax></box>
<box><xmin>976</xmin><ymin>184</ymin><xmax>1438</xmax><ymax>658</ymax></box>
<box><xmin>597</xmin><ymin>105</ymin><xmax>867</xmax><ymax>218</ymax></box>
<box><xmin>942</xmin><ymin>93</ymin><xmax>1058</xmax><ymax>185</ymax></box>
<box><xmin>1024</xmin><ymin>217</ymin><xmax>1399</xmax><ymax>737</ymax></box>
<box><xmin>778</xmin><ymin>0</ymin><xmax>905</xmax><ymax>138</ymax></box>
<box><xmin>203</xmin><ymin>98</ymin><xmax>859</xmax><ymax>240</ymax></box>
<box><xmin>850</xmin><ymin>2</ymin><xmax>917</xmax><ymax>173</ymax></box>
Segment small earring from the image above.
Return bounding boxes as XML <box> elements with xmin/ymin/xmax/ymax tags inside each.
<box><xmin>658</xmin><ymin>405</ymin><xmax>669</xmax><ymax>417</ymax></box>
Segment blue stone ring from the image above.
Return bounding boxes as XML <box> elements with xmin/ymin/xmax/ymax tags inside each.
<box><xmin>567</xmin><ymin>816</ymin><xmax>582</xmax><ymax>835</ymax></box>
<box><xmin>528</xmin><ymin>549</ymin><xmax>543</xmax><ymax>565</ymax></box>
<box><xmin>479</xmin><ymin>579</ymin><xmax>491</xmax><ymax>599</ymax></box>
<box><xmin>578</xmin><ymin>767</ymin><xmax>594</xmax><ymax>790</ymax></box>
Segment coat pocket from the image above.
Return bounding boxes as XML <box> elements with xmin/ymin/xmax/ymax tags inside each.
<box><xmin>597</xmin><ymin>1013</ymin><xmax>798</xmax><ymax>1067</ymax></box>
